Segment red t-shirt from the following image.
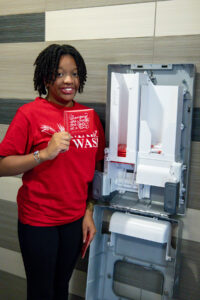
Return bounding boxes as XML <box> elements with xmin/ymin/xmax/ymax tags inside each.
<box><xmin>0</xmin><ymin>97</ymin><xmax>105</xmax><ymax>226</ymax></box>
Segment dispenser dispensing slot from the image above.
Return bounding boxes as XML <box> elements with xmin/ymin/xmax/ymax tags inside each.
<box><xmin>113</xmin><ymin>261</ymin><xmax>164</xmax><ymax>300</ymax></box>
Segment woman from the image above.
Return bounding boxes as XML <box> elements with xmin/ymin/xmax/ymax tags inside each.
<box><xmin>0</xmin><ymin>44</ymin><xmax>105</xmax><ymax>300</ymax></box>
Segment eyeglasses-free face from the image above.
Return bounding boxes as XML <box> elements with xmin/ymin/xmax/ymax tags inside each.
<box><xmin>46</xmin><ymin>55</ymin><xmax>80</xmax><ymax>107</ymax></box>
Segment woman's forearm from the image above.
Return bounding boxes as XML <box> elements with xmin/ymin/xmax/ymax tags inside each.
<box><xmin>0</xmin><ymin>149</ymin><xmax>48</xmax><ymax>176</ymax></box>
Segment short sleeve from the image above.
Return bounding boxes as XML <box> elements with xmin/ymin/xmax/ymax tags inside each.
<box><xmin>0</xmin><ymin>109</ymin><xmax>33</xmax><ymax>157</ymax></box>
<box><xmin>95</xmin><ymin>112</ymin><xmax>105</xmax><ymax>162</ymax></box>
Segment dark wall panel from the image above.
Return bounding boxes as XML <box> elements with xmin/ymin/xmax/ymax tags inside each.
<box><xmin>0</xmin><ymin>99</ymin><xmax>199</xmax><ymax>142</ymax></box>
<box><xmin>0</xmin><ymin>99</ymin><xmax>32</xmax><ymax>124</ymax></box>
<box><xmin>0</xmin><ymin>99</ymin><xmax>105</xmax><ymax>127</ymax></box>
<box><xmin>192</xmin><ymin>108</ymin><xmax>200</xmax><ymax>141</ymax></box>
<box><xmin>0</xmin><ymin>13</ymin><xmax>44</xmax><ymax>43</ymax></box>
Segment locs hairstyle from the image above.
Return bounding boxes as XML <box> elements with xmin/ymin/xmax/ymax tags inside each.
<box><xmin>33</xmin><ymin>44</ymin><xmax>87</xmax><ymax>96</ymax></box>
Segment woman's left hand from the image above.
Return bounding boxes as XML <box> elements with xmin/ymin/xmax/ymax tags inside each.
<box><xmin>82</xmin><ymin>209</ymin><xmax>96</xmax><ymax>245</ymax></box>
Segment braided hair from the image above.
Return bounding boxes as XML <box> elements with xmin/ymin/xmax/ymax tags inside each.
<box><xmin>33</xmin><ymin>44</ymin><xmax>87</xmax><ymax>96</ymax></box>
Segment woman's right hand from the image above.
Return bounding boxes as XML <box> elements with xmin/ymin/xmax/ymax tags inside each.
<box><xmin>40</xmin><ymin>131</ymin><xmax>72</xmax><ymax>161</ymax></box>
<box><xmin>0</xmin><ymin>131</ymin><xmax>72</xmax><ymax>177</ymax></box>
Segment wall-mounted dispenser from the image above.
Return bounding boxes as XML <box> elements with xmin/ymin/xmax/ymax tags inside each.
<box><xmin>86</xmin><ymin>64</ymin><xmax>195</xmax><ymax>300</ymax></box>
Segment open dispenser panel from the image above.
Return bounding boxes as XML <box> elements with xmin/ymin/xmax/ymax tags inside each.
<box><xmin>93</xmin><ymin>64</ymin><xmax>195</xmax><ymax>216</ymax></box>
<box><xmin>86</xmin><ymin>64</ymin><xmax>195</xmax><ymax>300</ymax></box>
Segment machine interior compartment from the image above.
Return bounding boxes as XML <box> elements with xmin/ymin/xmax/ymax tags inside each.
<box><xmin>102</xmin><ymin>64</ymin><xmax>195</xmax><ymax>215</ymax></box>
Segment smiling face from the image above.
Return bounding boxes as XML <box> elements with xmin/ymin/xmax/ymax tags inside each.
<box><xmin>46</xmin><ymin>55</ymin><xmax>80</xmax><ymax>107</ymax></box>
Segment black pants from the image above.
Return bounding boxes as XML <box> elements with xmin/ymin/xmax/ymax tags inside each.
<box><xmin>18</xmin><ymin>218</ymin><xmax>83</xmax><ymax>300</ymax></box>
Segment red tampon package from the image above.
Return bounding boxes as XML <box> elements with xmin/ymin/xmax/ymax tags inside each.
<box><xmin>81</xmin><ymin>234</ymin><xmax>90</xmax><ymax>259</ymax></box>
<box><xmin>64</xmin><ymin>109</ymin><xmax>94</xmax><ymax>134</ymax></box>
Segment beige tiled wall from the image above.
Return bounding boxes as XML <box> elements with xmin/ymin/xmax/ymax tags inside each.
<box><xmin>153</xmin><ymin>35</ymin><xmax>200</xmax><ymax>73</ymax></box>
<box><xmin>0</xmin><ymin>43</ymin><xmax>44</xmax><ymax>99</ymax></box>
<box><xmin>0</xmin><ymin>38</ymin><xmax>155</xmax><ymax>101</ymax></box>
<box><xmin>0</xmin><ymin>37</ymin><xmax>199</xmax><ymax>103</ymax></box>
